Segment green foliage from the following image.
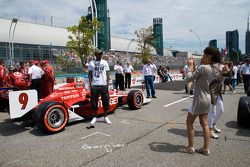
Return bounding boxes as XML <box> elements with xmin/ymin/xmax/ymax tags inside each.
<box><xmin>67</xmin><ymin>16</ymin><xmax>101</xmax><ymax>67</ymax></box>
<box><xmin>134</xmin><ymin>26</ymin><xmax>154</xmax><ymax>63</ymax></box>
<box><xmin>230</xmin><ymin>49</ymin><xmax>241</xmax><ymax>63</ymax></box>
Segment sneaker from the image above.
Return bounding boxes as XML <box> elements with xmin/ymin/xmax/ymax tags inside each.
<box><xmin>90</xmin><ymin>117</ymin><xmax>97</xmax><ymax>125</ymax></box>
<box><xmin>104</xmin><ymin>117</ymin><xmax>112</xmax><ymax>125</ymax></box>
<box><xmin>152</xmin><ymin>96</ymin><xmax>157</xmax><ymax>98</ymax></box>
<box><xmin>232</xmin><ymin>90</ymin><xmax>236</xmax><ymax>94</ymax></box>
<box><xmin>213</xmin><ymin>126</ymin><xmax>221</xmax><ymax>133</ymax></box>
<box><xmin>210</xmin><ymin>131</ymin><xmax>219</xmax><ymax>139</ymax></box>
<box><xmin>146</xmin><ymin>96</ymin><xmax>150</xmax><ymax>98</ymax></box>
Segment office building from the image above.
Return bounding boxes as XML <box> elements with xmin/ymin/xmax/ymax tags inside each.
<box><xmin>209</xmin><ymin>39</ymin><xmax>217</xmax><ymax>49</ymax></box>
<box><xmin>226</xmin><ymin>29</ymin><xmax>239</xmax><ymax>59</ymax></box>
<box><xmin>246</xmin><ymin>14</ymin><xmax>250</xmax><ymax>55</ymax></box>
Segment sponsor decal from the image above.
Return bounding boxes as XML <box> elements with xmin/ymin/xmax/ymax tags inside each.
<box><xmin>61</xmin><ymin>94</ymin><xmax>79</xmax><ymax>100</ymax></box>
<box><xmin>98</xmin><ymin>97</ymin><xmax>118</xmax><ymax>107</ymax></box>
<box><xmin>58</xmin><ymin>86</ymin><xmax>75</xmax><ymax>91</ymax></box>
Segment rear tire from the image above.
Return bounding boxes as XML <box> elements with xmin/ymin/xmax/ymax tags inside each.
<box><xmin>237</xmin><ymin>97</ymin><xmax>250</xmax><ymax>128</ymax></box>
<box><xmin>127</xmin><ymin>90</ymin><xmax>144</xmax><ymax>110</ymax></box>
<box><xmin>34</xmin><ymin>101</ymin><xmax>69</xmax><ymax>133</ymax></box>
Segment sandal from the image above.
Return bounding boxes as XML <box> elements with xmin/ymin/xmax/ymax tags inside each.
<box><xmin>195</xmin><ymin>148</ymin><xmax>210</xmax><ymax>156</ymax></box>
<box><xmin>179</xmin><ymin>147</ymin><xmax>195</xmax><ymax>154</ymax></box>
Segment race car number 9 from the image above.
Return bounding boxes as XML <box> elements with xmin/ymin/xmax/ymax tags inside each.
<box><xmin>19</xmin><ymin>93</ymin><xmax>28</xmax><ymax>110</ymax></box>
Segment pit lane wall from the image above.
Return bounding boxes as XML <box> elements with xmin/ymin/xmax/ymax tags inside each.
<box><xmin>55</xmin><ymin>70</ymin><xmax>183</xmax><ymax>90</ymax></box>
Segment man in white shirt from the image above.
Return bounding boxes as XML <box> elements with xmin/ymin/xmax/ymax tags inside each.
<box><xmin>240</xmin><ymin>58</ymin><xmax>250</xmax><ymax>93</ymax></box>
<box><xmin>231</xmin><ymin>63</ymin><xmax>238</xmax><ymax>92</ymax></box>
<box><xmin>114</xmin><ymin>61</ymin><xmax>125</xmax><ymax>90</ymax></box>
<box><xmin>143</xmin><ymin>59</ymin><xmax>157</xmax><ymax>98</ymax></box>
<box><xmin>124</xmin><ymin>62</ymin><xmax>134</xmax><ymax>89</ymax></box>
<box><xmin>88</xmin><ymin>50</ymin><xmax>111</xmax><ymax>125</ymax></box>
<box><xmin>28</xmin><ymin>60</ymin><xmax>44</xmax><ymax>100</ymax></box>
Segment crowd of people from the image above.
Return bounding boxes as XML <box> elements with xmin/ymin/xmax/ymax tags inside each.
<box><xmin>178</xmin><ymin>47</ymin><xmax>250</xmax><ymax>156</ymax></box>
<box><xmin>2</xmin><ymin>48</ymin><xmax>250</xmax><ymax>157</ymax></box>
<box><xmin>113</xmin><ymin>61</ymin><xmax>135</xmax><ymax>91</ymax></box>
<box><xmin>0</xmin><ymin>59</ymin><xmax>55</xmax><ymax>100</ymax></box>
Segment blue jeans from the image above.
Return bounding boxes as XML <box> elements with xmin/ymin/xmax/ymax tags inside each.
<box><xmin>144</xmin><ymin>75</ymin><xmax>155</xmax><ymax>97</ymax></box>
<box><xmin>231</xmin><ymin>79</ymin><xmax>237</xmax><ymax>90</ymax></box>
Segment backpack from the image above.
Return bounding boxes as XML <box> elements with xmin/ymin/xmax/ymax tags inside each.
<box><xmin>209</xmin><ymin>65</ymin><xmax>222</xmax><ymax>105</ymax></box>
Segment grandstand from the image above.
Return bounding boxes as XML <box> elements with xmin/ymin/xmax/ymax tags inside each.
<box><xmin>0</xmin><ymin>17</ymin><xmax>200</xmax><ymax>73</ymax></box>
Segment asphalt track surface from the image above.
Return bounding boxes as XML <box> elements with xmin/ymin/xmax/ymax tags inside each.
<box><xmin>0</xmin><ymin>81</ymin><xmax>250</xmax><ymax>167</ymax></box>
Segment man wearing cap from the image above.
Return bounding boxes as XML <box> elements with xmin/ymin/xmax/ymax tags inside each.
<box><xmin>124</xmin><ymin>62</ymin><xmax>134</xmax><ymax>89</ymax></box>
<box><xmin>28</xmin><ymin>60</ymin><xmax>44</xmax><ymax>100</ymax></box>
<box><xmin>41</xmin><ymin>60</ymin><xmax>55</xmax><ymax>98</ymax></box>
<box><xmin>88</xmin><ymin>50</ymin><xmax>112</xmax><ymax>125</ymax></box>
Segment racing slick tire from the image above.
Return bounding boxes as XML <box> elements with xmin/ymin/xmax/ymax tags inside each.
<box><xmin>34</xmin><ymin>101</ymin><xmax>69</xmax><ymax>133</ymax></box>
<box><xmin>237</xmin><ymin>97</ymin><xmax>250</xmax><ymax>128</ymax></box>
<box><xmin>127</xmin><ymin>90</ymin><xmax>144</xmax><ymax>110</ymax></box>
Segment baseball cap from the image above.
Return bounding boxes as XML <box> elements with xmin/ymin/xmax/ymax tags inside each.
<box><xmin>94</xmin><ymin>49</ymin><xmax>103</xmax><ymax>55</ymax></box>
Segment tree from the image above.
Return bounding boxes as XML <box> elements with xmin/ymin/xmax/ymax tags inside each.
<box><xmin>230</xmin><ymin>49</ymin><xmax>242</xmax><ymax>63</ymax></box>
<box><xmin>67</xmin><ymin>16</ymin><xmax>101</xmax><ymax>67</ymax></box>
<box><xmin>134</xmin><ymin>26</ymin><xmax>154</xmax><ymax>63</ymax></box>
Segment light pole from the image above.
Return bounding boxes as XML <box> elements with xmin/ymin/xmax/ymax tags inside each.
<box><xmin>126</xmin><ymin>38</ymin><xmax>135</xmax><ymax>56</ymax></box>
<box><xmin>8</xmin><ymin>18</ymin><xmax>18</xmax><ymax>66</ymax></box>
<box><xmin>189</xmin><ymin>29</ymin><xmax>202</xmax><ymax>56</ymax></box>
<box><xmin>232</xmin><ymin>48</ymin><xmax>239</xmax><ymax>62</ymax></box>
<box><xmin>88</xmin><ymin>0</ymin><xmax>98</xmax><ymax>48</ymax></box>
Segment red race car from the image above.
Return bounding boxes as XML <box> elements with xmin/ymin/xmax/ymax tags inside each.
<box><xmin>8</xmin><ymin>81</ymin><xmax>150</xmax><ymax>134</ymax></box>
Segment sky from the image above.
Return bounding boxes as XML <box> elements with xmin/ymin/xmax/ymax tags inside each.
<box><xmin>1</xmin><ymin>0</ymin><xmax>250</xmax><ymax>53</ymax></box>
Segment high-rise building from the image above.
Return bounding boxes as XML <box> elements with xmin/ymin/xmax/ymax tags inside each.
<box><xmin>209</xmin><ymin>39</ymin><xmax>217</xmax><ymax>49</ymax></box>
<box><xmin>226</xmin><ymin>29</ymin><xmax>239</xmax><ymax>59</ymax></box>
<box><xmin>87</xmin><ymin>0</ymin><xmax>110</xmax><ymax>52</ymax></box>
<box><xmin>95</xmin><ymin>0</ymin><xmax>110</xmax><ymax>52</ymax></box>
<box><xmin>246</xmin><ymin>14</ymin><xmax>250</xmax><ymax>55</ymax></box>
<box><xmin>152</xmin><ymin>18</ymin><xmax>164</xmax><ymax>56</ymax></box>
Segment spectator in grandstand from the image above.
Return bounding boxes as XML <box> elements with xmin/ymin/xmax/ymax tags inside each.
<box><xmin>143</xmin><ymin>59</ymin><xmax>157</xmax><ymax>98</ymax></box>
<box><xmin>179</xmin><ymin>46</ymin><xmax>222</xmax><ymax>156</ymax></box>
<box><xmin>124</xmin><ymin>62</ymin><xmax>134</xmax><ymax>89</ymax></box>
<box><xmin>41</xmin><ymin>60</ymin><xmax>55</xmax><ymax>98</ymax></box>
<box><xmin>28</xmin><ymin>60</ymin><xmax>45</xmax><ymax>100</ymax></box>
<box><xmin>0</xmin><ymin>59</ymin><xmax>7</xmax><ymax>87</ymax></box>
<box><xmin>240</xmin><ymin>58</ymin><xmax>250</xmax><ymax>94</ymax></box>
<box><xmin>88</xmin><ymin>50</ymin><xmax>112</xmax><ymax>125</ymax></box>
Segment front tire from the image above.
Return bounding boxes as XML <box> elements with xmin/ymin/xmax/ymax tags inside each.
<box><xmin>34</xmin><ymin>101</ymin><xmax>69</xmax><ymax>133</ymax></box>
<box><xmin>127</xmin><ymin>90</ymin><xmax>144</xmax><ymax>110</ymax></box>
